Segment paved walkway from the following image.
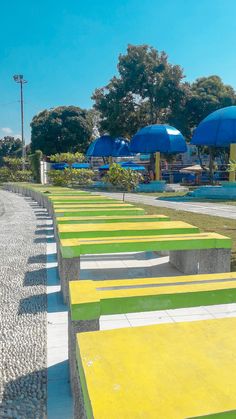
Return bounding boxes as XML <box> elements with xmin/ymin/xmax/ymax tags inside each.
<box><xmin>2</xmin><ymin>189</ymin><xmax>236</xmax><ymax>418</ymax></box>
<box><xmin>0</xmin><ymin>190</ymin><xmax>47</xmax><ymax>418</ymax></box>
<box><xmin>96</xmin><ymin>191</ymin><xmax>236</xmax><ymax>219</ymax></box>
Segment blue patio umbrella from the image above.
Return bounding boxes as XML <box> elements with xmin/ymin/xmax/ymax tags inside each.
<box><xmin>191</xmin><ymin>106</ymin><xmax>236</xmax><ymax>181</ymax></box>
<box><xmin>130</xmin><ymin>124</ymin><xmax>187</xmax><ymax>154</ymax></box>
<box><xmin>130</xmin><ymin>124</ymin><xmax>187</xmax><ymax>180</ymax></box>
<box><xmin>86</xmin><ymin>135</ymin><xmax>132</xmax><ymax>157</ymax></box>
<box><xmin>191</xmin><ymin>106</ymin><xmax>236</xmax><ymax>147</ymax></box>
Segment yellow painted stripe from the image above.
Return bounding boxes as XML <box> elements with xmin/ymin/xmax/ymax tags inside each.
<box><xmin>54</xmin><ymin>203</ymin><xmax>133</xmax><ymax>209</ymax></box>
<box><xmin>61</xmin><ymin>232</ymin><xmax>227</xmax><ymax>247</ymax></box>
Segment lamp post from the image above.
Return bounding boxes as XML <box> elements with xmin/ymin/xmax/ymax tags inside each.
<box><xmin>13</xmin><ymin>74</ymin><xmax>27</xmax><ymax>170</ymax></box>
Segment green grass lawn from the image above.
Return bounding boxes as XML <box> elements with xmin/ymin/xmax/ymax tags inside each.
<box><xmin>130</xmin><ymin>202</ymin><xmax>236</xmax><ymax>271</ymax></box>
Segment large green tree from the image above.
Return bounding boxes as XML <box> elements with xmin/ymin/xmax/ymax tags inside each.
<box><xmin>92</xmin><ymin>44</ymin><xmax>188</xmax><ymax>138</ymax></box>
<box><xmin>0</xmin><ymin>136</ymin><xmax>22</xmax><ymax>166</ymax></box>
<box><xmin>184</xmin><ymin>76</ymin><xmax>236</xmax><ymax>137</ymax></box>
<box><xmin>30</xmin><ymin>106</ymin><xmax>93</xmax><ymax>155</ymax></box>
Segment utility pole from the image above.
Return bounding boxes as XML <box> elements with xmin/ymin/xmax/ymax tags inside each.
<box><xmin>13</xmin><ymin>75</ymin><xmax>27</xmax><ymax>170</ymax></box>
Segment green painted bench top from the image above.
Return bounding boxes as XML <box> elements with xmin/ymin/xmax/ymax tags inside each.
<box><xmin>60</xmin><ymin>232</ymin><xmax>231</xmax><ymax>258</ymax></box>
<box><xmin>58</xmin><ymin>220</ymin><xmax>200</xmax><ymax>239</ymax></box>
<box><xmin>76</xmin><ymin>317</ymin><xmax>236</xmax><ymax>419</ymax></box>
<box><xmin>56</xmin><ymin>214</ymin><xmax>170</xmax><ymax>224</ymax></box>
<box><xmin>69</xmin><ymin>272</ymin><xmax>236</xmax><ymax>321</ymax></box>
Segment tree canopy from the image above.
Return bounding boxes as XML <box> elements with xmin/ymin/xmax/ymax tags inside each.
<box><xmin>92</xmin><ymin>44</ymin><xmax>187</xmax><ymax>138</ymax></box>
<box><xmin>183</xmin><ymin>75</ymin><xmax>236</xmax><ymax>137</ymax></box>
<box><xmin>0</xmin><ymin>136</ymin><xmax>22</xmax><ymax>166</ymax></box>
<box><xmin>30</xmin><ymin>106</ymin><xmax>93</xmax><ymax>155</ymax></box>
<box><xmin>92</xmin><ymin>45</ymin><xmax>236</xmax><ymax>141</ymax></box>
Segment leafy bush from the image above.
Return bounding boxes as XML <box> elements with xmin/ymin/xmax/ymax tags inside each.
<box><xmin>0</xmin><ymin>167</ymin><xmax>32</xmax><ymax>182</ymax></box>
<box><xmin>0</xmin><ymin>167</ymin><xmax>11</xmax><ymax>182</ymax></box>
<box><xmin>105</xmin><ymin>163</ymin><xmax>143</xmax><ymax>199</ymax></box>
<box><xmin>49</xmin><ymin>152</ymin><xmax>85</xmax><ymax>165</ymax></box>
<box><xmin>3</xmin><ymin>157</ymin><xmax>25</xmax><ymax>170</ymax></box>
<box><xmin>48</xmin><ymin>168</ymin><xmax>94</xmax><ymax>186</ymax></box>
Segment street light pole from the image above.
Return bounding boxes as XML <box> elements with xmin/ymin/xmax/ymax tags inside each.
<box><xmin>13</xmin><ymin>74</ymin><xmax>27</xmax><ymax>170</ymax></box>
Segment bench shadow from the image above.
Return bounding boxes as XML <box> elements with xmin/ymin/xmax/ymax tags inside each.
<box><xmin>18</xmin><ymin>293</ymin><xmax>47</xmax><ymax>315</ymax></box>
<box><xmin>18</xmin><ymin>292</ymin><xmax>67</xmax><ymax>314</ymax></box>
<box><xmin>35</xmin><ymin>228</ymin><xmax>54</xmax><ymax>235</ymax></box>
<box><xmin>34</xmin><ymin>237</ymin><xmax>55</xmax><ymax>244</ymax></box>
<box><xmin>24</xmin><ymin>268</ymin><xmax>47</xmax><ymax>286</ymax></box>
<box><xmin>81</xmin><ymin>251</ymin><xmax>160</xmax><ymax>262</ymax></box>
<box><xmin>28</xmin><ymin>254</ymin><xmax>57</xmax><ymax>264</ymax></box>
<box><xmin>80</xmin><ymin>261</ymin><xmax>182</xmax><ymax>280</ymax></box>
<box><xmin>0</xmin><ymin>368</ymin><xmax>47</xmax><ymax>417</ymax></box>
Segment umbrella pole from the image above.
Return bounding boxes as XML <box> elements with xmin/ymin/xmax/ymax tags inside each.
<box><xmin>229</xmin><ymin>143</ymin><xmax>236</xmax><ymax>182</ymax></box>
<box><xmin>155</xmin><ymin>152</ymin><xmax>160</xmax><ymax>181</ymax></box>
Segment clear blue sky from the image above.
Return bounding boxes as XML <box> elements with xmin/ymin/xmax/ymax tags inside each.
<box><xmin>1</xmin><ymin>0</ymin><xmax>236</xmax><ymax>143</ymax></box>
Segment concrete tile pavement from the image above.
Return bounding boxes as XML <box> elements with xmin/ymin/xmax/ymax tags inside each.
<box><xmin>95</xmin><ymin>191</ymin><xmax>236</xmax><ymax>219</ymax></box>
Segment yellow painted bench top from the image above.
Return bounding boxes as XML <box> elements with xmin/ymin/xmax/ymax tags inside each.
<box><xmin>61</xmin><ymin>232</ymin><xmax>229</xmax><ymax>247</ymax></box>
<box><xmin>58</xmin><ymin>220</ymin><xmax>198</xmax><ymax>233</ymax></box>
<box><xmin>70</xmin><ymin>271</ymin><xmax>236</xmax><ymax>305</ymax></box>
<box><xmin>77</xmin><ymin>317</ymin><xmax>236</xmax><ymax>419</ymax></box>
<box><xmin>54</xmin><ymin>203</ymin><xmax>133</xmax><ymax>210</ymax></box>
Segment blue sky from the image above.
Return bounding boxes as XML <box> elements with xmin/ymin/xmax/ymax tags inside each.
<box><xmin>1</xmin><ymin>0</ymin><xmax>236</xmax><ymax>143</ymax></box>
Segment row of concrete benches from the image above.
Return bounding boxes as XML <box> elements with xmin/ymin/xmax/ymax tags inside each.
<box><xmin>5</xmin><ymin>183</ymin><xmax>236</xmax><ymax>419</ymax></box>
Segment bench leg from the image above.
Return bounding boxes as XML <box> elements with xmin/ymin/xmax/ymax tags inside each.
<box><xmin>169</xmin><ymin>248</ymin><xmax>231</xmax><ymax>274</ymax></box>
<box><xmin>68</xmin><ymin>310</ymin><xmax>99</xmax><ymax>399</ymax></box>
<box><xmin>58</xmin><ymin>252</ymin><xmax>81</xmax><ymax>304</ymax></box>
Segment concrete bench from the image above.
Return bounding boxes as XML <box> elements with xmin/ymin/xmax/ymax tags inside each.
<box><xmin>58</xmin><ymin>232</ymin><xmax>231</xmax><ymax>303</ymax></box>
<box><xmin>58</xmin><ymin>220</ymin><xmax>199</xmax><ymax>239</ymax></box>
<box><xmin>48</xmin><ymin>200</ymin><xmax>129</xmax><ymax>215</ymax></box>
<box><xmin>68</xmin><ymin>271</ymin><xmax>236</xmax><ymax>400</ymax></box>
<box><xmin>73</xmin><ymin>317</ymin><xmax>236</xmax><ymax>418</ymax></box>
<box><xmin>69</xmin><ymin>271</ymin><xmax>236</xmax><ymax>331</ymax></box>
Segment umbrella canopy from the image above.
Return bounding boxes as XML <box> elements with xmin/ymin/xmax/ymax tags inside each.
<box><xmin>180</xmin><ymin>164</ymin><xmax>206</xmax><ymax>174</ymax></box>
<box><xmin>86</xmin><ymin>135</ymin><xmax>132</xmax><ymax>157</ymax></box>
<box><xmin>130</xmin><ymin>124</ymin><xmax>187</xmax><ymax>154</ymax></box>
<box><xmin>191</xmin><ymin>106</ymin><xmax>236</xmax><ymax>147</ymax></box>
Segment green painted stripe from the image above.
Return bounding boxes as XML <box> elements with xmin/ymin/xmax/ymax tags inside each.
<box><xmin>190</xmin><ymin>410</ymin><xmax>236</xmax><ymax>418</ymax></box>
<box><xmin>59</xmin><ymin>226</ymin><xmax>199</xmax><ymax>239</ymax></box>
<box><xmin>56</xmin><ymin>209</ymin><xmax>145</xmax><ymax>217</ymax></box>
<box><xmin>56</xmin><ymin>216</ymin><xmax>170</xmax><ymax>224</ymax></box>
<box><xmin>76</xmin><ymin>346</ymin><xmax>93</xmax><ymax>419</ymax></box>
<box><xmin>61</xmin><ymin>236</ymin><xmax>231</xmax><ymax>258</ymax></box>
<box><xmin>71</xmin><ymin>288</ymin><xmax>236</xmax><ymax>321</ymax></box>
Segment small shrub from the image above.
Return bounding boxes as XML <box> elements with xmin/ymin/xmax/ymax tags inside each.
<box><xmin>49</xmin><ymin>152</ymin><xmax>85</xmax><ymax>165</ymax></box>
<box><xmin>105</xmin><ymin>163</ymin><xmax>143</xmax><ymax>199</ymax></box>
<box><xmin>14</xmin><ymin>170</ymin><xmax>32</xmax><ymax>182</ymax></box>
<box><xmin>48</xmin><ymin>168</ymin><xmax>94</xmax><ymax>187</ymax></box>
<box><xmin>0</xmin><ymin>167</ymin><xmax>11</xmax><ymax>182</ymax></box>
<box><xmin>0</xmin><ymin>167</ymin><xmax>32</xmax><ymax>182</ymax></box>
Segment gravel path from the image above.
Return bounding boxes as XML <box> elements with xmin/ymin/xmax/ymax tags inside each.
<box><xmin>95</xmin><ymin>191</ymin><xmax>236</xmax><ymax>219</ymax></box>
<box><xmin>0</xmin><ymin>190</ymin><xmax>47</xmax><ymax>418</ymax></box>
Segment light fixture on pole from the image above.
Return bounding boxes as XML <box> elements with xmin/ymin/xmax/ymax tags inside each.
<box><xmin>13</xmin><ymin>74</ymin><xmax>27</xmax><ymax>170</ymax></box>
